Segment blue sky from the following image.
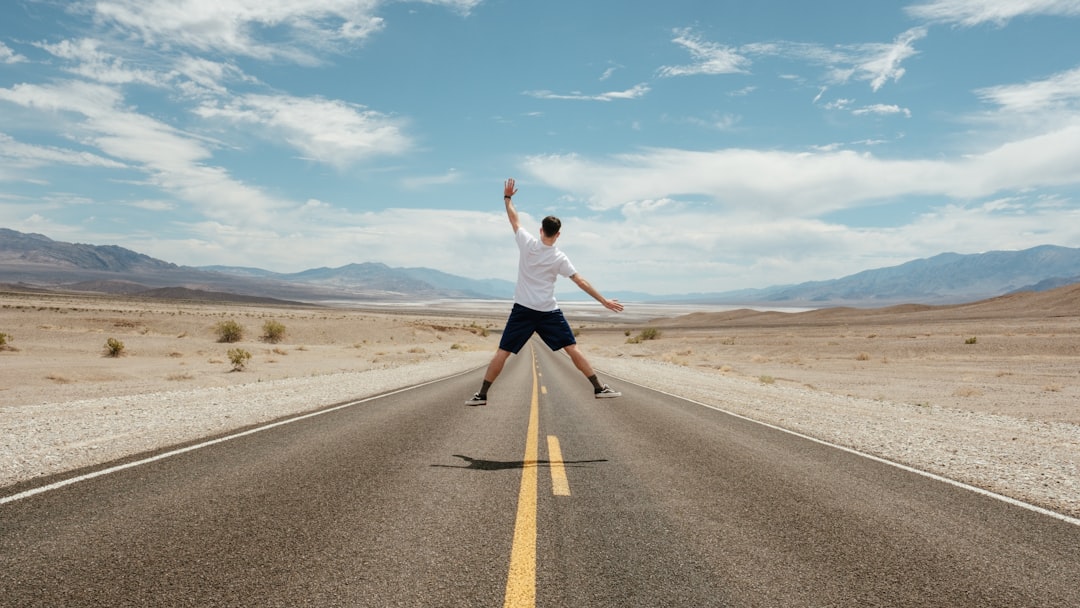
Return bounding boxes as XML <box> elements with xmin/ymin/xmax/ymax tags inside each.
<box><xmin>2</xmin><ymin>0</ymin><xmax>1080</xmax><ymax>296</ymax></box>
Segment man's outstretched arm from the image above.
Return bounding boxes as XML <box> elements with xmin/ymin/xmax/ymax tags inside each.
<box><xmin>571</xmin><ymin>273</ymin><xmax>624</xmax><ymax>313</ymax></box>
<box><xmin>503</xmin><ymin>178</ymin><xmax>520</xmax><ymax>233</ymax></box>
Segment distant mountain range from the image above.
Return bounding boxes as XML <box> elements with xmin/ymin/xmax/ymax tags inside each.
<box><xmin>679</xmin><ymin>244</ymin><xmax>1080</xmax><ymax>307</ymax></box>
<box><xmin>1</xmin><ymin>227</ymin><xmax>1078</xmax><ymax>307</ymax></box>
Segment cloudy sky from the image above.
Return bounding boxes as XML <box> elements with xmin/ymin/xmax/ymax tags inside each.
<box><xmin>2</xmin><ymin>0</ymin><xmax>1080</xmax><ymax>296</ymax></box>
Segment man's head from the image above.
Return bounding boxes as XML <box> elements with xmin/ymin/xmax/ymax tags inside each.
<box><xmin>541</xmin><ymin>216</ymin><xmax>562</xmax><ymax>239</ymax></box>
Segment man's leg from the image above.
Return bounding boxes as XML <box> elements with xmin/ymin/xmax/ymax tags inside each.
<box><xmin>563</xmin><ymin>344</ymin><xmax>595</xmax><ymax>378</ymax></box>
<box><xmin>484</xmin><ymin>348</ymin><xmax>513</xmax><ymax>384</ymax></box>
<box><xmin>564</xmin><ymin>344</ymin><xmax>620</xmax><ymax>397</ymax></box>
<box><xmin>465</xmin><ymin>348</ymin><xmax>513</xmax><ymax>405</ymax></box>
<box><xmin>538</xmin><ymin>311</ymin><xmax>620</xmax><ymax>399</ymax></box>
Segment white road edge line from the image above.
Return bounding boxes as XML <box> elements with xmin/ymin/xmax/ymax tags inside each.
<box><xmin>602</xmin><ymin>370</ymin><xmax>1080</xmax><ymax>528</ymax></box>
<box><xmin>1</xmin><ymin>370</ymin><xmax>477</xmax><ymax>506</ymax></box>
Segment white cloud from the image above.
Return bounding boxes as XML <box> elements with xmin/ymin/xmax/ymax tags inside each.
<box><xmin>853</xmin><ymin>104</ymin><xmax>912</xmax><ymax>117</ymax></box>
<box><xmin>129</xmin><ymin>199</ymin><xmax>176</xmax><ymax>211</ymax></box>
<box><xmin>401</xmin><ymin>169</ymin><xmax>462</xmax><ymax>189</ymax></box>
<box><xmin>412</xmin><ymin>0</ymin><xmax>484</xmax><ymax>16</ymax></box>
<box><xmin>172</xmin><ymin>56</ymin><xmax>257</xmax><ymax>98</ymax></box>
<box><xmin>976</xmin><ymin>66</ymin><xmax>1080</xmax><ymax>113</ymax></box>
<box><xmin>85</xmin><ymin>0</ymin><xmax>484</xmax><ymax>63</ymax></box>
<box><xmin>823</xmin><ymin>98</ymin><xmax>854</xmax><ymax>111</ymax></box>
<box><xmin>0</xmin><ymin>80</ymin><xmax>290</xmax><ymax>225</ymax></box>
<box><xmin>195</xmin><ymin>94</ymin><xmax>412</xmax><ymax>168</ymax></box>
<box><xmin>855</xmin><ymin>27</ymin><xmax>927</xmax><ymax>92</ymax></box>
<box><xmin>520</xmin><ymin>122</ymin><xmax>1080</xmax><ymax>216</ymax></box>
<box><xmin>1</xmin><ymin>42</ymin><xmax>27</xmax><ymax>64</ymax></box>
<box><xmin>476</xmin><ymin>193</ymin><xmax>1079</xmax><ymax>294</ymax></box>
<box><xmin>671</xmin><ymin>28</ymin><xmax>926</xmax><ymax>92</ymax></box>
<box><xmin>36</xmin><ymin>38</ymin><xmax>164</xmax><ymax>86</ymax></box>
<box><xmin>524</xmin><ymin>84</ymin><xmax>650</xmax><ymax>102</ymax></box>
<box><xmin>129</xmin><ymin>206</ymin><xmax>519</xmax><ymax>279</ymax></box>
<box><xmin>89</xmin><ymin>0</ymin><xmax>388</xmax><ymax>61</ymax></box>
<box><xmin>657</xmin><ymin>28</ymin><xmax>750</xmax><ymax>77</ymax></box>
<box><xmin>683</xmin><ymin>113</ymin><xmax>741</xmax><ymax>131</ymax></box>
<box><xmin>0</xmin><ymin>132</ymin><xmax>128</xmax><ymax>173</ymax></box>
<box><xmin>768</xmin><ymin>28</ymin><xmax>927</xmax><ymax>91</ymax></box>
<box><xmin>906</xmin><ymin>0</ymin><xmax>1080</xmax><ymax>26</ymax></box>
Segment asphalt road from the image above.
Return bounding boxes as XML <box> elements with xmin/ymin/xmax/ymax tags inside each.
<box><xmin>2</xmin><ymin>339</ymin><xmax>1078</xmax><ymax>607</ymax></box>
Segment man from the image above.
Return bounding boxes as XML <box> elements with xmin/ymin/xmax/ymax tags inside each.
<box><xmin>466</xmin><ymin>178</ymin><xmax>624</xmax><ymax>406</ymax></box>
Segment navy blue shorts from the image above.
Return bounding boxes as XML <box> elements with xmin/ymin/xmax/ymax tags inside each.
<box><xmin>498</xmin><ymin>303</ymin><xmax>577</xmax><ymax>354</ymax></box>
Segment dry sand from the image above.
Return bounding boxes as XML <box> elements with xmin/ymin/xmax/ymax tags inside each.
<box><xmin>1</xmin><ymin>287</ymin><xmax>1078</xmax><ymax>518</ymax></box>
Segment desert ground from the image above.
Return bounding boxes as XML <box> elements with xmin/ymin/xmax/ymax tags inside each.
<box><xmin>1</xmin><ymin>286</ymin><xmax>1078</xmax><ymax>517</ymax></box>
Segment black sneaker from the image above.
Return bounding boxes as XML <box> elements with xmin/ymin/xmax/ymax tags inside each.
<box><xmin>594</xmin><ymin>385</ymin><xmax>621</xmax><ymax>398</ymax></box>
<box><xmin>465</xmin><ymin>393</ymin><xmax>487</xmax><ymax>406</ymax></box>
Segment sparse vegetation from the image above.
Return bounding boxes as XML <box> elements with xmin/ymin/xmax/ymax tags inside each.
<box><xmin>0</xmin><ymin>331</ymin><xmax>10</xmax><ymax>350</ymax></box>
<box><xmin>759</xmin><ymin>375</ymin><xmax>776</xmax><ymax>385</ymax></box>
<box><xmin>965</xmin><ymin>336</ymin><xmax>978</xmax><ymax>345</ymax></box>
<box><xmin>466</xmin><ymin>322</ymin><xmax>489</xmax><ymax>337</ymax></box>
<box><xmin>855</xmin><ymin>352</ymin><xmax>871</xmax><ymax>361</ymax></box>
<box><xmin>104</xmin><ymin>337</ymin><xmax>125</xmax><ymax>357</ymax></box>
<box><xmin>215</xmin><ymin>320</ymin><xmax>244</xmax><ymax>343</ymax></box>
<box><xmin>261</xmin><ymin>320</ymin><xmax>286</xmax><ymax>343</ymax></box>
<box><xmin>227</xmin><ymin>348</ymin><xmax>252</xmax><ymax>371</ymax></box>
<box><xmin>626</xmin><ymin>327</ymin><xmax>661</xmax><ymax>344</ymax></box>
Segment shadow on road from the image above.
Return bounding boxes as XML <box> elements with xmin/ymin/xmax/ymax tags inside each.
<box><xmin>432</xmin><ymin>454</ymin><xmax>608</xmax><ymax>471</ymax></box>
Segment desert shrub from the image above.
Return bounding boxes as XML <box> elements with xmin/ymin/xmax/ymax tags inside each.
<box><xmin>215</xmin><ymin>320</ymin><xmax>244</xmax><ymax>343</ymax></box>
<box><xmin>228</xmin><ymin>348</ymin><xmax>252</xmax><ymax>371</ymax></box>
<box><xmin>466</xmin><ymin>322</ymin><xmax>488</xmax><ymax>337</ymax></box>
<box><xmin>105</xmin><ymin>337</ymin><xmax>125</xmax><ymax>357</ymax></box>
<box><xmin>964</xmin><ymin>336</ymin><xmax>978</xmax><ymax>345</ymax></box>
<box><xmin>626</xmin><ymin>327</ymin><xmax>662</xmax><ymax>344</ymax></box>
<box><xmin>261</xmin><ymin>320</ymin><xmax>286</xmax><ymax>343</ymax></box>
<box><xmin>0</xmin><ymin>332</ymin><xmax>9</xmax><ymax>348</ymax></box>
<box><xmin>759</xmin><ymin>375</ymin><xmax>776</xmax><ymax>385</ymax></box>
<box><xmin>855</xmin><ymin>352</ymin><xmax>871</xmax><ymax>361</ymax></box>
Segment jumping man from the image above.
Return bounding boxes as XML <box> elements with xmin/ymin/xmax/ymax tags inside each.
<box><xmin>466</xmin><ymin>178</ymin><xmax>623</xmax><ymax>405</ymax></box>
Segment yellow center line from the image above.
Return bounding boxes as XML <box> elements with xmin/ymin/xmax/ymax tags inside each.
<box><xmin>503</xmin><ymin>347</ymin><xmax>540</xmax><ymax>608</ymax></box>
<box><xmin>547</xmin><ymin>435</ymin><xmax>571</xmax><ymax>496</ymax></box>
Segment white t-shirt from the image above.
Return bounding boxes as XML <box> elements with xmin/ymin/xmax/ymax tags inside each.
<box><xmin>513</xmin><ymin>227</ymin><xmax>577</xmax><ymax>312</ymax></box>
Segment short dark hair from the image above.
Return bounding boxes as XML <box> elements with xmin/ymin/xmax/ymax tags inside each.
<box><xmin>541</xmin><ymin>216</ymin><xmax>561</xmax><ymax>238</ymax></box>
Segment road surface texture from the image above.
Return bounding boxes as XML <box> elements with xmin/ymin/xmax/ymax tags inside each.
<box><xmin>2</xmin><ymin>338</ymin><xmax>1078</xmax><ymax>607</ymax></box>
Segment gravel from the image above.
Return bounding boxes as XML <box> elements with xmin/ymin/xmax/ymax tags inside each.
<box><xmin>595</xmin><ymin>356</ymin><xmax>1080</xmax><ymax>522</ymax></box>
<box><xmin>3</xmin><ymin>351</ymin><xmax>1078</xmax><ymax>522</ymax></box>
